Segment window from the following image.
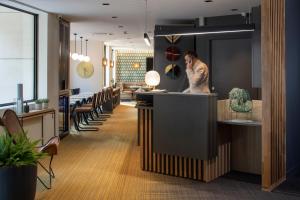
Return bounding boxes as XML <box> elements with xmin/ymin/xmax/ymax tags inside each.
<box><xmin>0</xmin><ymin>4</ymin><xmax>37</xmax><ymax>106</ymax></box>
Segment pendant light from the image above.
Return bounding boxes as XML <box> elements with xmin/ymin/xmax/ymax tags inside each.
<box><xmin>110</xmin><ymin>49</ymin><xmax>114</xmax><ymax>68</ymax></box>
<box><xmin>144</xmin><ymin>0</ymin><xmax>151</xmax><ymax>46</ymax></box>
<box><xmin>84</xmin><ymin>39</ymin><xmax>90</xmax><ymax>62</ymax></box>
<box><xmin>102</xmin><ymin>45</ymin><xmax>107</xmax><ymax>67</ymax></box>
<box><xmin>78</xmin><ymin>36</ymin><xmax>84</xmax><ymax>61</ymax></box>
<box><xmin>71</xmin><ymin>33</ymin><xmax>79</xmax><ymax>60</ymax></box>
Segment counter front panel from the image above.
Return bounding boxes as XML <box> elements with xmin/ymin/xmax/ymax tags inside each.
<box><xmin>153</xmin><ymin>93</ymin><xmax>217</xmax><ymax>160</ymax></box>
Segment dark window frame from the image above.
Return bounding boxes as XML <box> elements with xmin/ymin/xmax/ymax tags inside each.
<box><xmin>0</xmin><ymin>3</ymin><xmax>38</xmax><ymax>107</ymax></box>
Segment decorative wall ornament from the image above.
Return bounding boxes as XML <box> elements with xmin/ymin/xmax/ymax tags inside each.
<box><xmin>165</xmin><ymin>35</ymin><xmax>181</xmax><ymax>44</ymax></box>
<box><xmin>76</xmin><ymin>61</ymin><xmax>94</xmax><ymax>79</ymax></box>
<box><xmin>229</xmin><ymin>88</ymin><xmax>252</xmax><ymax>113</ymax></box>
<box><xmin>165</xmin><ymin>46</ymin><xmax>181</xmax><ymax>61</ymax></box>
<box><xmin>164</xmin><ymin>64</ymin><xmax>180</xmax><ymax>79</ymax></box>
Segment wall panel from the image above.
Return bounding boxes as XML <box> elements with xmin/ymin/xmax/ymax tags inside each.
<box><xmin>261</xmin><ymin>0</ymin><xmax>286</xmax><ymax>191</ymax></box>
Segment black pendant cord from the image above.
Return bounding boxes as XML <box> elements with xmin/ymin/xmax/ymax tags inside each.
<box><xmin>85</xmin><ymin>39</ymin><xmax>88</xmax><ymax>56</ymax></box>
<box><xmin>74</xmin><ymin>33</ymin><xmax>77</xmax><ymax>53</ymax></box>
<box><xmin>80</xmin><ymin>36</ymin><xmax>83</xmax><ymax>55</ymax></box>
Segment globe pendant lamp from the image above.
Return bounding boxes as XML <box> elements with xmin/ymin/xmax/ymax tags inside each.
<box><xmin>78</xmin><ymin>36</ymin><xmax>84</xmax><ymax>61</ymax></box>
<box><xmin>71</xmin><ymin>33</ymin><xmax>79</xmax><ymax>60</ymax></box>
<box><xmin>84</xmin><ymin>39</ymin><xmax>90</xmax><ymax>62</ymax></box>
<box><xmin>145</xmin><ymin>70</ymin><xmax>160</xmax><ymax>89</ymax></box>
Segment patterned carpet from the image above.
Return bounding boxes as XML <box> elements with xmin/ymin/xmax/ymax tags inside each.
<box><xmin>36</xmin><ymin>105</ymin><xmax>297</xmax><ymax>200</ymax></box>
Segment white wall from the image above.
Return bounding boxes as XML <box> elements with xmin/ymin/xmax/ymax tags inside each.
<box><xmin>47</xmin><ymin>14</ymin><xmax>60</xmax><ymax>135</ymax></box>
<box><xmin>70</xmin><ymin>40</ymin><xmax>104</xmax><ymax>92</ymax></box>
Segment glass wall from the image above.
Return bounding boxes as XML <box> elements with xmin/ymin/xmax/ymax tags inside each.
<box><xmin>0</xmin><ymin>4</ymin><xmax>36</xmax><ymax>106</ymax></box>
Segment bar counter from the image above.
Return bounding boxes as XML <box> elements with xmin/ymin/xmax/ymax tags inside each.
<box><xmin>136</xmin><ymin>92</ymin><xmax>231</xmax><ymax>182</ymax></box>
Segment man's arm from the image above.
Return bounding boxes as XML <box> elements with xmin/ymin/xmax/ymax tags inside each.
<box><xmin>186</xmin><ymin>63</ymin><xmax>208</xmax><ymax>86</ymax></box>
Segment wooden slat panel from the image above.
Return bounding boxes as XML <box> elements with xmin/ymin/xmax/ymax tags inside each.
<box><xmin>175</xmin><ymin>156</ymin><xmax>178</xmax><ymax>176</ymax></box>
<box><xmin>193</xmin><ymin>159</ymin><xmax>197</xmax><ymax>180</ymax></box>
<box><xmin>198</xmin><ymin>160</ymin><xmax>202</xmax><ymax>180</ymax></box>
<box><xmin>149</xmin><ymin>110</ymin><xmax>153</xmax><ymax>171</ymax></box>
<box><xmin>162</xmin><ymin>154</ymin><xmax>165</xmax><ymax>174</ymax></box>
<box><xmin>262</xmin><ymin>0</ymin><xmax>286</xmax><ymax>191</ymax></box>
<box><xmin>184</xmin><ymin>158</ymin><xmax>187</xmax><ymax>178</ymax></box>
<box><xmin>146</xmin><ymin>109</ymin><xmax>150</xmax><ymax>171</ymax></box>
<box><xmin>170</xmin><ymin>155</ymin><xmax>174</xmax><ymax>175</ymax></box>
<box><xmin>166</xmin><ymin>155</ymin><xmax>169</xmax><ymax>175</ymax></box>
<box><xmin>140</xmin><ymin>109</ymin><xmax>145</xmax><ymax>170</ymax></box>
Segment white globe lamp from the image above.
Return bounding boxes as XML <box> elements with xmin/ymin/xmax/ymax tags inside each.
<box><xmin>78</xmin><ymin>54</ymin><xmax>84</xmax><ymax>61</ymax></box>
<box><xmin>84</xmin><ymin>56</ymin><xmax>90</xmax><ymax>62</ymax></box>
<box><xmin>72</xmin><ymin>53</ymin><xmax>79</xmax><ymax>60</ymax></box>
<box><xmin>145</xmin><ymin>70</ymin><xmax>160</xmax><ymax>89</ymax></box>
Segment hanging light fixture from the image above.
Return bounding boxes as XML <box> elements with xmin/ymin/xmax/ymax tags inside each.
<box><xmin>78</xmin><ymin>36</ymin><xmax>84</xmax><ymax>61</ymax></box>
<box><xmin>71</xmin><ymin>33</ymin><xmax>79</xmax><ymax>60</ymax></box>
<box><xmin>144</xmin><ymin>0</ymin><xmax>151</xmax><ymax>46</ymax></box>
<box><xmin>132</xmin><ymin>62</ymin><xmax>141</xmax><ymax>69</ymax></box>
<box><xmin>102</xmin><ymin>45</ymin><xmax>107</xmax><ymax>67</ymax></box>
<box><xmin>84</xmin><ymin>39</ymin><xmax>90</xmax><ymax>62</ymax></box>
<box><xmin>110</xmin><ymin>49</ymin><xmax>114</xmax><ymax>68</ymax></box>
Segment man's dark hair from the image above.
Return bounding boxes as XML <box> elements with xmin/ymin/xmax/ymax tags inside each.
<box><xmin>184</xmin><ymin>50</ymin><xmax>198</xmax><ymax>58</ymax></box>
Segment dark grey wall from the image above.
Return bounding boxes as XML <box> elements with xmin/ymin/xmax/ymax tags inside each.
<box><xmin>286</xmin><ymin>0</ymin><xmax>300</xmax><ymax>176</ymax></box>
<box><xmin>211</xmin><ymin>38</ymin><xmax>256</xmax><ymax>99</ymax></box>
<box><xmin>251</xmin><ymin>6</ymin><xmax>261</xmax><ymax>88</ymax></box>
<box><xmin>154</xmin><ymin>33</ymin><xmax>194</xmax><ymax>92</ymax></box>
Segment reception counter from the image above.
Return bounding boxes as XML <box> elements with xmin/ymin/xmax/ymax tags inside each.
<box><xmin>136</xmin><ymin>92</ymin><xmax>231</xmax><ymax>182</ymax></box>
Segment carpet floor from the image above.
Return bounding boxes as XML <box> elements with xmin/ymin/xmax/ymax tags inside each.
<box><xmin>36</xmin><ymin>105</ymin><xmax>298</xmax><ymax>200</ymax></box>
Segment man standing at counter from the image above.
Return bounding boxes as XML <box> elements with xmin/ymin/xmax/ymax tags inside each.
<box><xmin>183</xmin><ymin>51</ymin><xmax>210</xmax><ymax>94</ymax></box>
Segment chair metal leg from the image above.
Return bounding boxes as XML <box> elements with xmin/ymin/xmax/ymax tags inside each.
<box><xmin>37</xmin><ymin>156</ymin><xmax>55</xmax><ymax>189</ymax></box>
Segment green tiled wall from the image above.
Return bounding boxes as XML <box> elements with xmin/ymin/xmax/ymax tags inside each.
<box><xmin>116</xmin><ymin>51</ymin><xmax>153</xmax><ymax>83</ymax></box>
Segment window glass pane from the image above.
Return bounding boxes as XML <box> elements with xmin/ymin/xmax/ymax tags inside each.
<box><xmin>0</xmin><ymin>5</ymin><xmax>35</xmax><ymax>105</ymax></box>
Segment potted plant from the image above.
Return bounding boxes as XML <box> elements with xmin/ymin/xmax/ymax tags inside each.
<box><xmin>41</xmin><ymin>98</ymin><xmax>49</xmax><ymax>109</ymax></box>
<box><xmin>34</xmin><ymin>99</ymin><xmax>42</xmax><ymax>110</ymax></box>
<box><xmin>0</xmin><ymin>133</ymin><xmax>45</xmax><ymax>200</ymax></box>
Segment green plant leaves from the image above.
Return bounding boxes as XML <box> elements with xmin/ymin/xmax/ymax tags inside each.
<box><xmin>0</xmin><ymin>133</ymin><xmax>46</xmax><ymax>168</ymax></box>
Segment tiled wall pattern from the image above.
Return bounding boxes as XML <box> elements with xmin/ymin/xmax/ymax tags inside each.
<box><xmin>116</xmin><ymin>50</ymin><xmax>153</xmax><ymax>83</ymax></box>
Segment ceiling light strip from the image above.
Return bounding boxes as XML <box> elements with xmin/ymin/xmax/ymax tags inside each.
<box><xmin>155</xmin><ymin>29</ymin><xmax>254</xmax><ymax>37</ymax></box>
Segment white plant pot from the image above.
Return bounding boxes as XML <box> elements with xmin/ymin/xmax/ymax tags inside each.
<box><xmin>35</xmin><ymin>103</ymin><xmax>42</xmax><ymax>110</ymax></box>
<box><xmin>42</xmin><ymin>103</ymin><xmax>48</xmax><ymax>109</ymax></box>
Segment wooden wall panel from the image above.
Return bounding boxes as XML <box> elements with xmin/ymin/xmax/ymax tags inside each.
<box><xmin>262</xmin><ymin>0</ymin><xmax>286</xmax><ymax>191</ymax></box>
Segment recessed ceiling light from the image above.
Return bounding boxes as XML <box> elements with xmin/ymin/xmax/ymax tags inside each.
<box><xmin>231</xmin><ymin>8</ymin><xmax>238</xmax><ymax>11</ymax></box>
<box><xmin>204</xmin><ymin>0</ymin><xmax>213</xmax><ymax>2</ymax></box>
<box><xmin>102</xmin><ymin>3</ymin><xmax>110</xmax><ymax>6</ymax></box>
<box><xmin>112</xmin><ymin>16</ymin><xmax>118</xmax><ymax>19</ymax></box>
